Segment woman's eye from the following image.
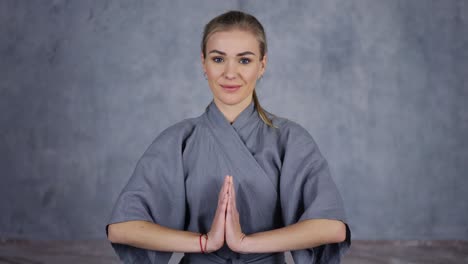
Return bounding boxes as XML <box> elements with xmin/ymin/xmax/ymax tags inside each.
<box><xmin>239</xmin><ymin>58</ymin><xmax>251</xmax><ymax>64</ymax></box>
<box><xmin>212</xmin><ymin>57</ymin><xmax>223</xmax><ymax>63</ymax></box>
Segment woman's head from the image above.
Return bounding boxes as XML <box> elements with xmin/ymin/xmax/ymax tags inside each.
<box><xmin>201</xmin><ymin>10</ymin><xmax>274</xmax><ymax>127</ymax></box>
<box><xmin>201</xmin><ymin>10</ymin><xmax>267</xmax><ymax>61</ymax></box>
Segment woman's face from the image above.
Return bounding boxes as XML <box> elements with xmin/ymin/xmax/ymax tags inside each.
<box><xmin>202</xmin><ymin>29</ymin><xmax>266</xmax><ymax>110</ymax></box>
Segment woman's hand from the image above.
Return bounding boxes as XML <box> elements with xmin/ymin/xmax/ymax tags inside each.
<box><xmin>225</xmin><ymin>176</ymin><xmax>248</xmax><ymax>253</ymax></box>
<box><xmin>206</xmin><ymin>175</ymin><xmax>231</xmax><ymax>253</ymax></box>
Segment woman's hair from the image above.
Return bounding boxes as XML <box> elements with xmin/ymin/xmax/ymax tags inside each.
<box><xmin>202</xmin><ymin>10</ymin><xmax>275</xmax><ymax>128</ymax></box>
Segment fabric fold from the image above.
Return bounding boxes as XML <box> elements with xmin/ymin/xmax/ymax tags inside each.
<box><xmin>279</xmin><ymin>122</ymin><xmax>351</xmax><ymax>263</ymax></box>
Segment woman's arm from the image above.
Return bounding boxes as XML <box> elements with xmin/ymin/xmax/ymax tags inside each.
<box><xmin>107</xmin><ymin>221</ymin><xmax>210</xmax><ymax>253</ymax></box>
<box><xmin>225</xmin><ymin>176</ymin><xmax>347</xmax><ymax>253</ymax></box>
<box><xmin>239</xmin><ymin>219</ymin><xmax>347</xmax><ymax>253</ymax></box>
<box><xmin>108</xmin><ymin>175</ymin><xmax>232</xmax><ymax>253</ymax></box>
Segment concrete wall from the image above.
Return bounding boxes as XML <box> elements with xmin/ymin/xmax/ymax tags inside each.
<box><xmin>1</xmin><ymin>0</ymin><xmax>467</xmax><ymax>240</ymax></box>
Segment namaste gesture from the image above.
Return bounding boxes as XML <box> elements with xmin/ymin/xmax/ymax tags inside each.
<box><xmin>205</xmin><ymin>175</ymin><xmax>247</xmax><ymax>253</ymax></box>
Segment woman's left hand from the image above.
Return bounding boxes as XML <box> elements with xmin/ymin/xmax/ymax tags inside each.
<box><xmin>225</xmin><ymin>176</ymin><xmax>248</xmax><ymax>253</ymax></box>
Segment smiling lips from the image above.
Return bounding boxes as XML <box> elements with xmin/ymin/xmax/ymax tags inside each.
<box><xmin>220</xmin><ymin>84</ymin><xmax>241</xmax><ymax>92</ymax></box>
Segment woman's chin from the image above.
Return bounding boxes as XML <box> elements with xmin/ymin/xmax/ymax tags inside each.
<box><xmin>214</xmin><ymin>95</ymin><xmax>251</xmax><ymax>107</ymax></box>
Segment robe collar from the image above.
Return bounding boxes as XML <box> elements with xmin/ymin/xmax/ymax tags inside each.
<box><xmin>206</xmin><ymin>99</ymin><xmax>259</xmax><ymax>131</ymax></box>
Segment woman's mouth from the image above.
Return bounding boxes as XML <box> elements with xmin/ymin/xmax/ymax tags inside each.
<box><xmin>220</xmin><ymin>84</ymin><xmax>241</xmax><ymax>92</ymax></box>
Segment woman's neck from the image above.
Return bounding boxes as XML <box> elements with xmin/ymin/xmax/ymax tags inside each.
<box><xmin>214</xmin><ymin>96</ymin><xmax>253</xmax><ymax>124</ymax></box>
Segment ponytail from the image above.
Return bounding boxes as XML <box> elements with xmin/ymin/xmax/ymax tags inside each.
<box><xmin>252</xmin><ymin>90</ymin><xmax>276</xmax><ymax>128</ymax></box>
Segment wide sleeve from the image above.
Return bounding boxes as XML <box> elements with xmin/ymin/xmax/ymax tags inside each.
<box><xmin>279</xmin><ymin>122</ymin><xmax>351</xmax><ymax>264</ymax></box>
<box><xmin>105</xmin><ymin>123</ymin><xmax>190</xmax><ymax>264</ymax></box>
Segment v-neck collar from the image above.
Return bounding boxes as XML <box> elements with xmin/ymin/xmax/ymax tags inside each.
<box><xmin>206</xmin><ymin>100</ymin><xmax>258</xmax><ymax>131</ymax></box>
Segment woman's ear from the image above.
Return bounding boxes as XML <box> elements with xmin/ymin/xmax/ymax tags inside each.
<box><xmin>260</xmin><ymin>53</ymin><xmax>267</xmax><ymax>75</ymax></box>
<box><xmin>201</xmin><ymin>52</ymin><xmax>206</xmax><ymax>72</ymax></box>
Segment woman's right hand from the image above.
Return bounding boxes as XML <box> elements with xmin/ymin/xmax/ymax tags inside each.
<box><xmin>205</xmin><ymin>175</ymin><xmax>231</xmax><ymax>253</ymax></box>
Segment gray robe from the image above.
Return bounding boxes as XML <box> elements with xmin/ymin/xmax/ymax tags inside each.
<box><xmin>106</xmin><ymin>100</ymin><xmax>351</xmax><ymax>263</ymax></box>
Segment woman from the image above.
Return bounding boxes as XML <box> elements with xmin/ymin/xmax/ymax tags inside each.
<box><xmin>106</xmin><ymin>10</ymin><xmax>351</xmax><ymax>264</ymax></box>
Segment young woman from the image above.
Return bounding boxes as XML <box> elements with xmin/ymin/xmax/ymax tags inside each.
<box><xmin>106</xmin><ymin>10</ymin><xmax>351</xmax><ymax>264</ymax></box>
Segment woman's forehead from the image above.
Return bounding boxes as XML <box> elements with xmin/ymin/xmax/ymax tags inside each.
<box><xmin>206</xmin><ymin>30</ymin><xmax>260</xmax><ymax>55</ymax></box>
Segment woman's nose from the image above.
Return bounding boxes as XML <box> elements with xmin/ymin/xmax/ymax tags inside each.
<box><xmin>223</xmin><ymin>61</ymin><xmax>237</xmax><ymax>79</ymax></box>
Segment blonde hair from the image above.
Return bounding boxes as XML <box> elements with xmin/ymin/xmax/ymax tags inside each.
<box><xmin>202</xmin><ymin>10</ymin><xmax>275</xmax><ymax>128</ymax></box>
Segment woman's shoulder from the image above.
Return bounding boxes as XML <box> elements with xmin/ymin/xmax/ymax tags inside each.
<box><xmin>159</xmin><ymin>117</ymin><xmax>200</xmax><ymax>137</ymax></box>
<box><xmin>267</xmin><ymin>112</ymin><xmax>324</xmax><ymax>160</ymax></box>
<box><xmin>267</xmin><ymin>113</ymin><xmax>316</xmax><ymax>148</ymax></box>
<box><xmin>267</xmin><ymin>112</ymin><xmax>315</xmax><ymax>142</ymax></box>
<box><xmin>145</xmin><ymin>116</ymin><xmax>202</xmax><ymax>152</ymax></box>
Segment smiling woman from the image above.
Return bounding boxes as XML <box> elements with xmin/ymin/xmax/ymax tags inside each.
<box><xmin>106</xmin><ymin>10</ymin><xmax>351</xmax><ymax>264</ymax></box>
<box><xmin>202</xmin><ymin>29</ymin><xmax>266</xmax><ymax>123</ymax></box>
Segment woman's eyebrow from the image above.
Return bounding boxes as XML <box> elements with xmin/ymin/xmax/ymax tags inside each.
<box><xmin>208</xmin><ymin>50</ymin><xmax>256</xmax><ymax>56</ymax></box>
<box><xmin>236</xmin><ymin>51</ymin><xmax>256</xmax><ymax>56</ymax></box>
<box><xmin>208</xmin><ymin>50</ymin><xmax>226</xmax><ymax>55</ymax></box>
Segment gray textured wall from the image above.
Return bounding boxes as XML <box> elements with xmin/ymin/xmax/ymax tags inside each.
<box><xmin>1</xmin><ymin>0</ymin><xmax>467</xmax><ymax>241</ymax></box>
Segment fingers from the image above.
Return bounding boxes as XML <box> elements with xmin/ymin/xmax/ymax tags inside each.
<box><xmin>227</xmin><ymin>183</ymin><xmax>232</xmax><ymax>218</ymax></box>
<box><xmin>209</xmin><ymin>175</ymin><xmax>234</xmax><ymax>252</ymax></box>
<box><xmin>219</xmin><ymin>176</ymin><xmax>231</xmax><ymax>218</ymax></box>
<box><xmin>230</xmin><ymin>176</ymin><xmax>236</xmax><ymax>209</ymax></box>
<box><xmin>222</xmin><ymin>177</ymin><xmax>229</xmax><ymax>209</ymax></box>
<box><xmin>219</xmin><ymin>175</ymin><xmax>229</xmax><ymax>197</ymax></box>
<box><xmin>227</xmin><ymin>176</ymin><xmax>237</xmax><ymax>216</ymax></box>
<box><xmin>224</xmin><ymin>175</ymin><xmax>231</xmax><ymax>201</ymax></box>
<box><xmin>219</xmin><ymin>175</ymin><xmax>236</xmax><ymax>217</ymax></box>
<box><xmin>218</xmin><ymin>175</ymin><xmax>230</xmax><ymax>205</ymax></box>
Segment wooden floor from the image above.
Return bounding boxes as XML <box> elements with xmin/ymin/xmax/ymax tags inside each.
<box><xmin>0</xmin><ymin>240</ymin><xmax>467</xmax><ymax>264</ymax></box>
